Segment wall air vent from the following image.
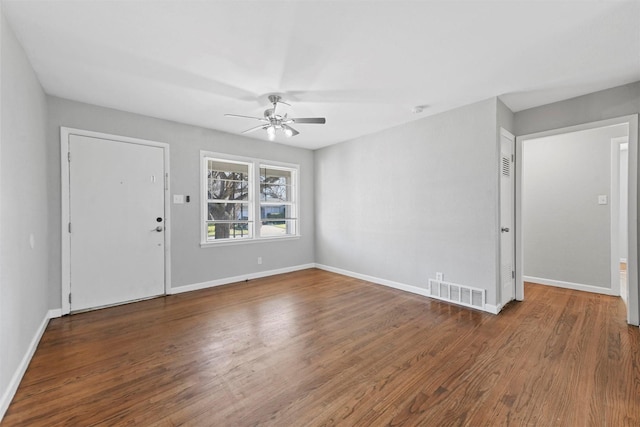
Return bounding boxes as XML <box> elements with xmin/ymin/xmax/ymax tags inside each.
<box><xmin>427</xmin><ymin>279</ymin><xmax>485</xmax><ymax>310</ymax></box>
<box><xmin>501</xmin><ymin>154</ymin><xmax>510</xmax><ymax>177</ymax></box>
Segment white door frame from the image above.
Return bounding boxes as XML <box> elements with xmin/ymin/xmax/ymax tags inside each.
<box><xmin>515</xmin><ymin>115</ymin><xmax>639</xmax><ymax>325</ymax></box>
<box><xmin>60</xmin><ymin>127</ymin><xmax>171</xmax><ymax>315</ymax></box>
<box><xmin>610</xmin><ymin>136</ymin><xmax>629</xmax><ymax>297</ymax></box>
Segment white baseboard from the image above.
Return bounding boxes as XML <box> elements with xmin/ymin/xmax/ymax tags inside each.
<box><xmin>315</xmin><ymin>264</ymin><xmax>498</xmax><ymax>315</ymax></box>
<box><xmin>169</xmin><ymin>263</ymin><xmax>316</xmax><ymax>295</ymax></box>
<box><xmin>315</xmin><ymin>263</ymin><xmax>431</xmax><ymax>297</ymax></box>
<box><xmin>0</xmin><ymin>309</ymin><xmax>56</xmax><ymax>421</ymax></box>
<box><xmin>48</xmin><ymin>308</ymin><xmax>62</xmax><ymax>319</ymax></box>
<box><xmin>484</xmin><ymin>304</ymin><xmax>501</xmax><ymax>314</ymax></box>
<box><xmin>523</xmin><ymin>276</ymin><xmax>618</xmax><ymax>296</ymax></box>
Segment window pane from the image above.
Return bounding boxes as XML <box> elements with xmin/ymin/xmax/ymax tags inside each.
<box><xmin>208</xmin><ymin>202</ymin><xmax>250</xmax><ymax>221</ymax></box>
<box><xmin>207</xmin><ymin>222</ymin><xmax>252</xmax><ymax>240</ymax></box>
<box><xmin>207</xmin><ymin>158</ymin><xmax>250</xmax><ymax>203</ymax></box>
<box><xmin>260</xmin><ymin>205</ymin><xmax>295</xmax><ymax>220</ymax></box>
<box><xmin>260</xmin><ymin>219</ymin><xmax>296</xmax><ymax>237</ymax></box>
<box><xmin>208</xmin><ymin>178</ymin><xmax>248</xmax><ymax>201</ymax></box>
<box><xmin>260</xmin><ymin>167</ymin><xmax>292</xmax><ymax>202</ymax></box>
<box><xmin>260</xmin><ymin>184</ymin><xmax>291</xmax><ymax>202</ymax></box>
<box><xmin>209</xmin><ymin>160</ymin><xmax>249</xmax><ymax>177</ymax></box>
<box><xmin>260</xmin><ymin>167</ymin><xmax>291</xmax><ymax>183</ymax></box>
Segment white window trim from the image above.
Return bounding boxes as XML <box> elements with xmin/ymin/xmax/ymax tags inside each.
<box><xmin>200</xmin><ymin>151</ymin><xmax>300</xmax><ymax>247</ymax></box>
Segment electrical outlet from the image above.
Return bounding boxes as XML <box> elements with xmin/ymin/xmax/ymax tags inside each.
<box><xmin>436</xmin><ymin>272</ymin><xmax>444</xmax><ymax>281</ymax></box>
<box><xmin>257</xmin><ymin>257</ymin><xmax>262</xmax><ymax>265</ymax></box>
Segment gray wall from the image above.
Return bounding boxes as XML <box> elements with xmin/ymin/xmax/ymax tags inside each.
<box><xmin>47</xmin><ymin>97</ymin><xmax>315</xmax><ymax>308</ymax></box>
<box><xmin>315</xmin><ymin>98</ymin><xmax>501</xmax><ymax>306</ymax></box>
<box><xmin>0</xmin><ymin>10</ymin><xmax>50</xmax><ymax>413</ymax></box>
<box><xmin>497</xmin><ymin>98</ymin><xmax>515</xmax><ymax>135</ymax></box>
<box><xmin>522</xmin><ymin>125</ymin><xmax>627</xmax><ymax>288</ymax></box>
<box><xmin>514</xmin><ymin>82</ymin><xmax>640</xmax><ymax>136</ymax></box>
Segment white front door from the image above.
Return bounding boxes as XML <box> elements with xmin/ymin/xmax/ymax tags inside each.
<box><xmin>69</xmin><ymin>134</ymin><xmax>166</xmax><ymax>311</ymax></box>
<box><xmin>500</xmin><ymin>129</ymin><xmax>515</xmax><ymax>307</ymax></box>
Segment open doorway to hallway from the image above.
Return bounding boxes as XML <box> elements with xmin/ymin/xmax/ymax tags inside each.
<box><xmin>515</xmin><ymin>115</ymin><xmax>639</xmax><ymax>325</ymax></box>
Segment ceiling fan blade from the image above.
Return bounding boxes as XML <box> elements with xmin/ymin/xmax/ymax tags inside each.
<box><xmin>290</xmin><ymin>117</ymin><xmax>326</xmax><ymax>124</ymax></box>
<box><xmin>225</xmin><ymin>114</ymin><xmax>268</xmax><ymax>122</ymax></box>
<box><xmin>242</xmin><ymin>124</ymin><xmax>269</xmax><ymax>134</ymax></box>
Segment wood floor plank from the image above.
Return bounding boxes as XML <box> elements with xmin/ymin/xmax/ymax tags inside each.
<box><xmin>2</xmin><ymin>270</ymin><xmax>639</xmax><ymax>426</ymax></box>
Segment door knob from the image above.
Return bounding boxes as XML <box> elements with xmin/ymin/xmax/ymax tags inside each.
<box><xmin>501</xmin><ymin>227</ymin><xmax>510</xmax><ymax>233</ymax></box>
<box><xmin>154</xmin><ymin>226</ymin><xmax>163</xmax><ymax>232</ymax></box>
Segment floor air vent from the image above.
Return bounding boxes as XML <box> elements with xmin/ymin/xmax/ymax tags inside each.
<box><xmin>427</xmin><ymin>279</ymin><xmax>485</xmax><ymax>310</ymax></box>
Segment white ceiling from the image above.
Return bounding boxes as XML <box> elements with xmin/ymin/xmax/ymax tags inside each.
<box><xmin>3</xmin><ymin>0</ymin><xmax>639</xmax><ymax>150</ymax></box>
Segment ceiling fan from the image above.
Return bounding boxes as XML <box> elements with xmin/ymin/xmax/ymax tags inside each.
<box><xmin>225</xmin><ymin>95</ymin><xmax>326</xmax><ymax>140</ymax></box>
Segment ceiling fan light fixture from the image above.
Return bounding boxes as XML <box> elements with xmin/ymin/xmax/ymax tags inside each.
<box><xmin>266</xmin><ymin>125</ymin><xmax>276</xmax><ymax>140</ymax></box>
<box><xmin>283</xmin><ymin>126</ymin><xmax>293</xmax><ymax>138</ymax></box>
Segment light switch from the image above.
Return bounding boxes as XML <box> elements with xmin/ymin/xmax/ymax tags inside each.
<box><xmin>173</xmin><ymin>194</ymin><xmax>184</xmax><ymax>204</ymax></box>
<box><xmin>598</xmin><ymin>195</ymin><xmax>608</xmax><ymax>205</ymax></box>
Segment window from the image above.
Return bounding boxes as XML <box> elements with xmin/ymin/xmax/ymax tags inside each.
<box><xmin>205</xmin><ymin>158</ymin><xmax>252</xmax><ymax>241</ymax></box>
<box><xmin>259</xmin><ymin>165</ymin><xmax>297</xmax><ymax>237</ymax></box>
<box><xmin>201</xmin><ymin>152</ymin><xmax>299</xmax><ymax>245</ymax></box>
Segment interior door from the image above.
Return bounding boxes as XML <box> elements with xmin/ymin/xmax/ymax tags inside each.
<box><xmin>500</xmin><ymin>130</ymin><xmax>515</xmax><ymax>306</ymax></box>
<box><xmin>69</xmin><ymin>135</ymin><xmax>165</xmax><ymax>311</ymax></box>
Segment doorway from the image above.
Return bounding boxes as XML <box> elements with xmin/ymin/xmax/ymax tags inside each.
<box><xmin>612</xmin><ymin>136</ymin><xmax>629</xmax><ymax>303</ymax></box>
<box><xmin>61</xmin><ymin>128</ymin><xmax>171</xmax><ymax>314</ymax></box>
<box><xmin>515</xmin><ymin>115</ymin><xmax>639</xmax><ymax>325</ymax></box>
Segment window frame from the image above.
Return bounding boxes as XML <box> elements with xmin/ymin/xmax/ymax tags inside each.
<box><xmin>200</xmin><ymin>151</ymin><xmax>300</xmax><ymax>247</ymax></box>
<box><xmin>258</xmin><ymin>163</ymin><xmax>299</xmax><ymax>239</ymax></box>
<box><xmin>203</xmin><ymin>155</ymin><xmax>253</xmax><ymax>243</ymax></box>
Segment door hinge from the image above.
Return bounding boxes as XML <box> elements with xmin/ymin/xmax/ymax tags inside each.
<box><xmin>68</xmin><ymin>222</ymin><xmax>72</xmax><ymax>233</ymax></box>
<box><xmin>165</xmin><ymin>173</ymin><xmax>169</xmax><ymax>190</ymax></box>
<box><xmin>511</xmin><ymin>154</ymin><xmax>514</xmax><ymax>162</ymax></box>
<box><xmin>68</xmin><ymin>293</ymin><xmax>72</xmax><ymax>304</ymax></box>
<box><xmin>68</xmin><ymin>152</ymin><xmax>71</xmax><ymax>162</ymax></box>
<box><xmin>512</xmin><ymin>270</ymin><xmax>515</xmax><ymax>279</ymax></box>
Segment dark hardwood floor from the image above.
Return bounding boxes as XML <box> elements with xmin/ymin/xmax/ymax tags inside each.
<box><xmin>3</xmin><ymin>269</ymin><xmax>639</xmax><ymax>426</ymax></box>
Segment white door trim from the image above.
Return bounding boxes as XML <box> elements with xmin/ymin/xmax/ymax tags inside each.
<box><xmin>610</xmin><ymin>136</ymin><xmax>629</xmax><ymax>297</ymax></box>
<box><xmin>515</xmin><ymin>115</ymin><xmax>639</xmax><ymax>325</ymax></box>
<box><xmin>60</xmin><ymin>127</ymin><xmax>171</xmax><ymax>315</ymax></box>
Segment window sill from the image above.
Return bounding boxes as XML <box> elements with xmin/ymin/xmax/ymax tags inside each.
<box><xmin>200</xmin><ymin>235</ymin><xmax>300</xmax><ymax>248</ymax></box>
